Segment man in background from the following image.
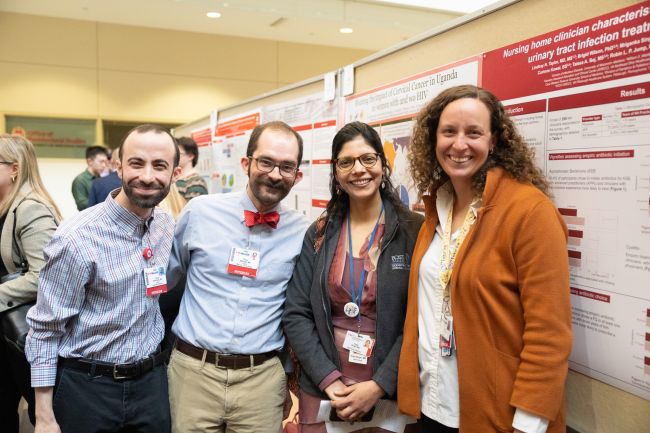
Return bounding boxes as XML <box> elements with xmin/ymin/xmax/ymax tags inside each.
<box><xmin>87</xmin><ymin>149</ymin><xmax>122</xmax><ymax>207</ymax></box>
<box><xmin>71</xmin><ymin>145</ymin><xmax>109</xmax><ymax>211</ymax></box>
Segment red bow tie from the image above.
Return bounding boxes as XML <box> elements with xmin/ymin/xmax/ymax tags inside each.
<box><xmin>244</xmin><ymin>210</ymin><xmax>280</xmax><ymax>229</ymax></box>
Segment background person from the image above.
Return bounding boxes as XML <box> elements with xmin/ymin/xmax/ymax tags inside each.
<box><xmin>87</xmin><ymin>149</ymin><xmax>122</xmax><ymax>207</ymax></box>
<box><xmin>175</xmin><ymin>136</ymin><xmax>208</xmax><ymax>200</ymax></box>
<box><xmin>283</xmin><ymin>121</ymin><xmax>423</xmax><ymax>431</ymax></box>
<box><xmin>397</xmin><ymin>85</ymin><xmax>572</xmax><ymax>433</ymax></box>
<box><xmin>71</xmin><ymin>145</ymin><xmax>109</xmax><ymax>211</ymax></box>
<box><xmin>0</xmin><ymin>134</ymin><xmax>61</xmax><ymax>432</ymax></box>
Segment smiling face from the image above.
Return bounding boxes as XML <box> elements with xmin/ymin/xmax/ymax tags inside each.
<box><xmin>334</xmin><ymin>135</ymin><xmax>383</xmax><ymax>205</ymax></box>
<box><xmin>240</xmin><ymin>128</ymin><xmax>303</xmax><ymax>212</ymax></box>
<box><xmin>117</xmin><ymin>130</ymin><xmax>181</xmax><ymax>217</ymax></box>
<box><xmin>435</xmin><ymin>97</ymin><xmax>495</xmax><ymax>191</ymax></box>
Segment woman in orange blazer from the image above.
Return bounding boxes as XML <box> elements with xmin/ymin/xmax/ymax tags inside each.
<box><xmin>397</xmin><ymin>85</ymin><xmax>572</xmax><ymax>433</ymax></box>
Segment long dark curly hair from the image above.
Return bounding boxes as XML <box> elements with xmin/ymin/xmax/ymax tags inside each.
<box><xmin>316</xmin><ymin>121</ymin><xmax>408</xmax><ymax>239</ymax></box>
<box><xmin>408</xmin><ymin>84</ymin><xmax>549</xmax><ymax>197</ymax></box>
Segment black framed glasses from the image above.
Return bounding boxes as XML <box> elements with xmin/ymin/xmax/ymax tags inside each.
<box><xmin>249</xmin><ymin>156</ymin><xmax>298</xmax><ymax>178</ymax></box>
<box><xmin>334</xmin><ymin>153</ymin><xmax>380</xmax><ymax>172</ymax></box>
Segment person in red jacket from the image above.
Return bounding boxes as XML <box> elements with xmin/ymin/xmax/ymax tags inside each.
<box><xmin>398</xmin><ymin>85</ymin><xmax>572</xmax><ymax>433</ymax></box>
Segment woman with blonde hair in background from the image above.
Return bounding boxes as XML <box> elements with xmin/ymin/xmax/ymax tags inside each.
<box><xmin>398</xmin><ymin>85</ymin><xmax>572</xmax><ymax>433</ymax></box>
<box><xmin>0</xmin><ymin>134</ymin><xmax>60</xmax><ymax>431</ymax></box>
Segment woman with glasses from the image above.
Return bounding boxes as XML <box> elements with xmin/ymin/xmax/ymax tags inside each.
<box><xmin>0</xmin><ymin>134</ymin><xmax>60</xmax><ymax>431</ymax></box>
<box><xmin>283</xmin><ymin>121</ymin><xmax>423</xmax><ymax>432</ymax></box>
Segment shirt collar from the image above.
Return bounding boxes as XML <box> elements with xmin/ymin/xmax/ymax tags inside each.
<box><xmin>105</xmin><ymin>189</ymin><xmax>154</xmax><ymax>236</ymax></box>
<box><xmin>435</xmin><ymin>181</ymin><xmax>481</xmax><ymax>233</ymax></box>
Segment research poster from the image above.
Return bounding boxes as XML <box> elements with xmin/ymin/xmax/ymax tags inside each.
<box><xmin>482</xmin><ymin>1</ymin><xmax>650</xmax><ymax>400</ymax></box>
<box><xmin>212</xmin><ymin>110</ymin><xmax>261</xmax><ymax>193</ymax></box>
<box><xmin>343</xmin><ymin>58</ymin><xmax>480</xmax><ymax>210</ymax></box>
<box><xmin>262</xmin><ymin>94</ymin><xmax>338</xmax><ymax>219</ymax></box>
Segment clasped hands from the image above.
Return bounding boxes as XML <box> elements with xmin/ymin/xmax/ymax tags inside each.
<box><xmin>325</xmin><ymin>379</ymin><xmax>384</xmax><ymax>422</ymax></box>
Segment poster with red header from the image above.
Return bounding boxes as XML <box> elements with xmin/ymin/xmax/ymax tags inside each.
<box><xmin>212</xmin><ymin>111</ymin><xmax>260</xmax><ymax>193</ymax></box>
<box><xmin>190</xmin><ymin>127</ymin><xmax>212</xmax><ymax>191</ymax></box>
<box><xmin>262</xmin><ymin>94</ymin><xmax>338</xmax><ymax>219</ymax></box>
<box><xmin>482</xmin><ymin>2</ymin><xmax>650</xmax><ymax>400</ymax></box>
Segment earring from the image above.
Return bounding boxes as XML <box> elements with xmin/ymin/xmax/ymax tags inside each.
<box><xmin>489</xmin><ymin>148</ymin><xmax>494</xmax><ymax>155</ymax></box>
<box><xmin>335</xmin><ymin>185</ymin><xmax>341</xmax><ymax>195</ymax></box>
<box><xmin>10</xmin><ymin>176</ymin><xmax>15</xmax><ymax>183</ymax></box>
<box><xmin>381</xmin><ymin>179</ymin><xmax>386</xmax><ymax>189</ymax></box>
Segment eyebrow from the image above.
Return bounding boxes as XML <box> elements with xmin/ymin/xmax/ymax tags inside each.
<box><xmin>257</xmin><ymin>155</ymin><xmax>298</xmax><ymax>165</ymax></box>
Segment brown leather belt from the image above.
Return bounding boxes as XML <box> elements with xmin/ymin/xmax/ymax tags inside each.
<box><xmin>175</xmin><ymin>338</ymin><xmax>277</xmax><ymax>370</ymax></box>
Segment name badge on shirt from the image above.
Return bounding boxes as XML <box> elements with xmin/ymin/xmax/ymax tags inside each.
<box><xmin>144</xmin><ymin>266</ymin><xmax>168</xmax><ymax>296</ymax></box>
<box><xmin>227</xmin><ymin>247</ymin><xmax>260</xmax><ymax>278</ymax></box>
<box><xmin>343</xmin><ymin>330</ymin><xmax>375</xmax><ymax>358</ymax></box>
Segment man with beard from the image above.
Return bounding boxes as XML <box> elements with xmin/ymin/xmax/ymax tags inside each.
<box><xmin>166</xmin><ymin>121</ymin><xmax>309</xmax><ymax>433</ymax></box>
<box><xmin>26</xmin><ymin>124</ymin><xmax>181</xmax><ymax>433</ymax></box>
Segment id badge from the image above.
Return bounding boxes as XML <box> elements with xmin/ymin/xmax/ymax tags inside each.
<box><xmin>227</xmin><ymin>247</ymin><xmax>260</xmax><ymax>278</ymax></box>
<box><xmin>342</xmin><ymin>331</ymin><xmax>375</xmax><ymax>357</ymax></box>
<box><xmin>144</xmin><ymin>266</ymin><xmax>168</xmax><ymax>296</ymax></box>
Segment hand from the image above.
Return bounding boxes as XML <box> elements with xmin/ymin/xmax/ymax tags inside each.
<box><xmin>34</xmin><ymin>387</ymin><xmax>61</xmax><ymax>433</ymax></box>
<box><xmin>330</xmin><ymin>380</ymin><xmax>385</xmax><ymax>421</ymax></box>
<box><xmin>324</xmin><ymin>379</ymin><xmax>348</xmax><ymax>401</ymax></box>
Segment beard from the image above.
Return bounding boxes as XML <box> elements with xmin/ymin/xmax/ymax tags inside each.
<box><xmin>249</xmin><ymin>174</ymin><xmax>292</xmax><ymax>208</ymax></box>
<box><xmin>122</xmin><ymin>179</ymin><xmax>170</xmax><ymax>209</ymax></box>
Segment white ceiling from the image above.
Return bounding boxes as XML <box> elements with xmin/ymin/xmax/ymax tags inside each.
<box><xmin>0</xmin><ymin>0</ymin><xmax>500</xmax><ymax>51</ymax></box>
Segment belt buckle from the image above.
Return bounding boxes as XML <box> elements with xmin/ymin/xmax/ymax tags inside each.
<box><xmin>113</xmin><ymin>364</ymin><xmax>129</xmax><ymax>380</ymax></box>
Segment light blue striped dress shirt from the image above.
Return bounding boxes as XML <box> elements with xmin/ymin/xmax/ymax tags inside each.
<box><xmin>167</xmin><ymin>190</ymin><xmax>309</xmax><ymax>354</ymax></box>
<box><xmin>26</xmin><ymin>192</ymin><xmax>175</xmax><ymax>387</ymax></box>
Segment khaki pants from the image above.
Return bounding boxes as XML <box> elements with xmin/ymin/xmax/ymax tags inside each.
<box><xmin>168</xmin><ymin>348</ymin><xmax>286</xmax><ymax>433</ymax></box>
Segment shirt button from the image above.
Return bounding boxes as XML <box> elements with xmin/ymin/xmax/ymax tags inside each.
<box><xmin>7</xmin><ymin>301</ymin><xmax>14</xmax><ymax>307</ymax></box>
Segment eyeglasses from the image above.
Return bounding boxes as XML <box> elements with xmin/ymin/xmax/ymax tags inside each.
<box><xmin>0</xmin><ymin>161</ymin><xmax>14</xmax><ymax>165</ymax></box>
<box><xmin>249</xmin><ymin>156</ymin><xmax>298</xmax><ymax>178</ymax></box>
<box><xmin>334</xmin><ymin>153</ymin><xmax>380</xmax><ymax>172</ymax></box>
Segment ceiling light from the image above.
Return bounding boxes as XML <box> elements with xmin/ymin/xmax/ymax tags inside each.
<box><xmin>339</xmin><ymin>27</ymin><xmax>353</xmax><ymax>34</ymax></box>
<box><xmin>206</xmin><ymin>12</ymin><xmax>221</xmax><ymax>18</ymax></box>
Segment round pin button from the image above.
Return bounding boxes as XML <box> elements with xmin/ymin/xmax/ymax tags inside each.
<box><xmin>344</xmin><ymin>302</ymin><xmax>359</xmax><ymax>318</ymax></box>
<box><xmin>143</xmin><ymin>247</ymin><xmax>153</xmax><ymax>260</ymax></box>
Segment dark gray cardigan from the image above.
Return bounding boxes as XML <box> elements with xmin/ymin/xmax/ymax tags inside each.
<box><xmin>282</xmin><ymin>200</ymin><xmax>423</xmax><ymax>399</ymax></box>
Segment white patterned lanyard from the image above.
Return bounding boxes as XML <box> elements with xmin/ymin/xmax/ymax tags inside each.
<box><xmin>438</xmin><ymin>197</ymin><xmax>477</xmax><ymax>356</ymax></box>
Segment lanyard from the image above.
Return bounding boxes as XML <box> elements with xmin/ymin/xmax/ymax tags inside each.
<box><xmin>439</xmin><ymin>197</ymin><xmax>478</xmax><ymax>304</ymax></box>
<box><xmin>347</xmin><ymin>204</ymin><xmax>384</xmax><ymax>320</ymax></box>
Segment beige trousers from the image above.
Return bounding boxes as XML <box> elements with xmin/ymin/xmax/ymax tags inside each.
<box><xmin>168</xmin><ymin>348</ymin><xmax>286</xmax><ymax>433</ymax></box>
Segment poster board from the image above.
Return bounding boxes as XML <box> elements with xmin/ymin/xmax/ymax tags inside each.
<box><xmin>174</xmin><ymin>1</ymin><xmax>649</xmax><ymax>430</ymax></box>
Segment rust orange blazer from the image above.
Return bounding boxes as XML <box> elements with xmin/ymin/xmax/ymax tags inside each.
<box><xmin>398</xmin><ymin>168</ymin><xmax>572</xmax><ymax>433</ymax></box>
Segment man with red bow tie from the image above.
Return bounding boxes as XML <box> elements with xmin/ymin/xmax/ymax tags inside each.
<box><xmin>166</xmin><ymin>121</ymin><xmax>309</xmax><ymax>433</ymax></box>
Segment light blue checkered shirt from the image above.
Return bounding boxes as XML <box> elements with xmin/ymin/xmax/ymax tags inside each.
<box><xmin>26</xmin><ymin>192</ymin><xmax>175</xmax><ymax>387</ymax></box>
<box><xmin>168</xmin><ymin>190</ymin><xmax>309</xmax><ymax>354</ymax></box>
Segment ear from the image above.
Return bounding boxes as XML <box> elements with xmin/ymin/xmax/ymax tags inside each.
<box><xmin>292</xmin><ymin>170</ymin><xmax>304</xmax><ymax>186</ymax></box>
<box><xmin>171</xmin><ymin>166</ymin><xmax>182</xmax><ymax>182</ymax></box>
<box><xmin>116</xmin><ymin>158</ymin><xmax>123</xmax><ymax>178</ymax></box>
<box><xmin>240</xmin><ymin>156</ymin><xmax>251</xmax><ymax>173</ymax></box>
<box><xmin>10</xmin><ymin>163</ymin><xmax>18</xmax><ymax>178</ymax></box>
